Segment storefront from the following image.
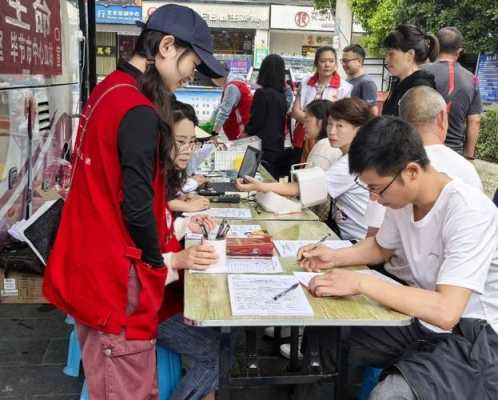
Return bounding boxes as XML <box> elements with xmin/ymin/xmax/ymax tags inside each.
<box><xmin>269</xmin><ymin>4</ymin><xmax>337</xmax><ymax>81</ymax></box>
<box><xmin>95</xmin><ymin>0</ymin><xmax>142</xmax><ymax>78</ymax></box>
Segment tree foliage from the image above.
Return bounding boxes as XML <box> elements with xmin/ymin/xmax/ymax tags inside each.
<box><xmin>313</xmin><ymin>0</ymin><xmax>498</xmax><ymax>55</ymax></box>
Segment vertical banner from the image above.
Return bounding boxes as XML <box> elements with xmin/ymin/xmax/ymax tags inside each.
<box><xmin>0</xmin><ymin>0</ymin><xmax>62</xmax><ymax>75</ymax></box>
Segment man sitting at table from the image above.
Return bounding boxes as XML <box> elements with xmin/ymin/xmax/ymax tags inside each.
<box><xmin>298</xmin><ymin>116</ymin><xmax>498</xmax><ymax>400</ymax></box>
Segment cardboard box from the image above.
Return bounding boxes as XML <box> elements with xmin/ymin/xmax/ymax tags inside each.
<box><xmin>0</xmin><ymin>270</ymin><xmax>48</xmax><ymax>304</ymax></box>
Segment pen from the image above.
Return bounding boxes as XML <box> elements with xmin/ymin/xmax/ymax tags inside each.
<box><xmin>220</xmin><ymin>223</ymin><xmax>230</xmax><ymax>239</ymax></box>
<box><xmin>200</xmin><ymin>224</ymin><xmax>209</xmax><ymax>240</ymax></box>
<box><xmin>297</xmin><ymin>233</ymin><xmax>332</xmax><ymax>261</ymax></box>
<box><xmin>216</xmin><ymin>219</ymin><xmax>227</xmax><ymax>239</ymax></box>
<box><xmin>273</xmin><ymin>283</ymin><xmax>299</xmax><ymax>301</ymax></box>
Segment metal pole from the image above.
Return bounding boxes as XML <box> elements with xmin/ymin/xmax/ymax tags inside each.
<box><xmin>87</xmin><ymin>0</ymin><xmax>97</xmax><ymax>91</ymax></box>
<box><xmin>78</xmin><ymin>0</ymin><xmax>88</xmax><ymax>105</ymax></box>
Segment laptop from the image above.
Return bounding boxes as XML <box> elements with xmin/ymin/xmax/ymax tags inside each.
<box><xmin>205</xmin><ymin>146</ymin><xmax>261</xmax><ymax>194</ymax></box>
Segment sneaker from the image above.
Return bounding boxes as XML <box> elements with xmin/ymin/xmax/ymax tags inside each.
<box><xmin>279</xmin><ymin>340</ymin><xmax>303</xmax><ymax>360</ymax></box>
<box><xmin>264</xmin><ymin>326</ymin><xmax>291</xmax><ymax>339</ymax></box>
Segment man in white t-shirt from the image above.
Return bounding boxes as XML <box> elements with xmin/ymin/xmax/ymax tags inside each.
<box><xmin>365</xmin><ymin>86</ymin><xmax>483</xmax><ymax>283</ymax></box>
<box><xmin>298</xmin><ymin>117</ymin><xmax>498</xmax><ymax>400</ymax></box>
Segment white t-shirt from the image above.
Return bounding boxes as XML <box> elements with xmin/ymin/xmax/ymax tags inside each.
<box><xmin>307</xmin><ymin>138</ymin><xmax>342</xmax><ymax>171</ymax></box>
<box><xmin>366</xmin><ymin>144</ymin><xmax>483</xmax><ymax>228</ymax></box>
<box><xmin>377</xmin><ymin>179</ymin><xmax>498</xmax><ymax>333</ymax></box>
<box><xmin>326</xmin><ymin>154</ymin><xmax>369</xmax><ymax>240</ymax></box>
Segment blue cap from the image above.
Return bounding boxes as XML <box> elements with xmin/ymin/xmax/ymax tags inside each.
<box><xmin>137</xmin><ymin>4</ymin><xmax>225</xmax><ymax>78</ymax></box>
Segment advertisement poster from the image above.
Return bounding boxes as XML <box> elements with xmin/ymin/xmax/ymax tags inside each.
<box><xmin>0</xmin><ymin>0</ymin><xmax>62</xmax><ymax>75</ymax></box>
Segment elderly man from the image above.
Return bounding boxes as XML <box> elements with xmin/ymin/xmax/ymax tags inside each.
<box><xmin>365</xmin><ymin>85</ymin><xmax>482</xmax><ymax>240</ymax></box>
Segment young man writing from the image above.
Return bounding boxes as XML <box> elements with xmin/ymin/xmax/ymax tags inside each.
<box><xmin>299</xmin><ymin>116</ymin><xmax>498</xmax><ymax>399</ymax></box>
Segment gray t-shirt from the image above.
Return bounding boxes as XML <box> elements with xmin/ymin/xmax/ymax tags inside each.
<box><xmin>423</xmin><ymin>61</ymin><xmax>482</xmax><ymax>155</ymax></box>
<box><xmin>347</xmin><ymin>74</ymin><xmax>377</xmax><ymax>106</ymax></box>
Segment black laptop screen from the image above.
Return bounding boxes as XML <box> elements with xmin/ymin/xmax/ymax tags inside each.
<box><xmin>237</xmin><ymin>146</ymin><xmax>261</xmax><ymax>178</ymax></box>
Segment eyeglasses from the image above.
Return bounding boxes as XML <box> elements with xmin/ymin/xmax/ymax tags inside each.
<box><xmin>354</xmin><ymin>170</ymin><xmax>401</xmax><ymax>196</ymax></box>
<box><xmin>341</xmin><ymin>58</ymin><xmax>360</xmax><ymax>64</ymax></box>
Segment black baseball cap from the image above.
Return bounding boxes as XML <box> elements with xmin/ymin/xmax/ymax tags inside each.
<box><xmin>137</xmin><ymin>4</ymin><xmax>225</xmax><ymax>79</ymax></box>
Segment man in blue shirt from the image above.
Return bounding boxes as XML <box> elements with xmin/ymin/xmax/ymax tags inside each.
<box><xmin>342</xmin><ymin>44</ymin><xmax>378</xmax><ymax>115</ymax></box>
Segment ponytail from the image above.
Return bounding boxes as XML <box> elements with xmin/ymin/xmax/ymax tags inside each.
<box><xmin>424</xmin><ymin>33</ymin><xmax>439</xmax><ymax>62</ymax></box>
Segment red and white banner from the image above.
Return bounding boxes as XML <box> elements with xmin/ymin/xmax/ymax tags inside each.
<box><xmin>0</xmin><ymin>0</ymin><xmax>62</xmax><ymax>75</ymax></box>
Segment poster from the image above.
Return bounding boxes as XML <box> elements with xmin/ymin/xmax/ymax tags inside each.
<box><xmin>0</xmin><ymin>0</ymin><xmax>62</xmax><ymax>75</ymax></box>
<box><xmin>254</xmin><ymin>47</ymin><xmax>269</xmax><ymax>69</ymax></box>
<box><xmin>477</xmin><ymin>53</ymin><xmax>498</xmax><ymax>103</ymax></box>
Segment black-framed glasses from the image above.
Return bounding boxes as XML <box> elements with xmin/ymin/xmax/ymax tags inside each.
<box><xmin>341</xmin><ymin>58</ymin><xmax>360</xmax><ymax>64</ymax></box>
<box><xmin>354</xmin><ymin>170</ymin><xmax>401</xmax><ymax>196</ymax></box>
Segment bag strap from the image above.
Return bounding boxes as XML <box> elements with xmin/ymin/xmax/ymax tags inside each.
<box><xmin>70</xmin><ymin>83</ymin><xmax>139</xmax><ymax>186</ymax></box>
<box><xmin>446</xmin><ymin>62</ymin><xmax>456</xmax><ymax>113</ymax></box>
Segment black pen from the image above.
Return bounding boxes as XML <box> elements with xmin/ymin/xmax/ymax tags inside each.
<box><xmin>216</xmin><ymin>219</ymin><xmax>227</xmax><ymax>239</ymax></box>
<box><xmin>273</xmin><ymin>283</ymin><xmax>299</xmax><ymax>301</ymax></box>
<box><xmin>200</xmin><ymin>224</ymin><xmax>209</xmax><ymax>240</ymax></box>
<box><xmin>297</xmin><ymin>233</ymin><xmax>332</xmax><ymax>261</ymax></box>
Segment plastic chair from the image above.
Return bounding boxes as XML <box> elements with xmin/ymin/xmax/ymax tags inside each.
<box><xmin>357</xmin><ymin>367</ymin><xmax>382</xmax><ymax>400</ymax></box>
<box><xmin>157</xmin><ymin>345</ymin><xmax>182</xmax><ymax>400</ymax></box>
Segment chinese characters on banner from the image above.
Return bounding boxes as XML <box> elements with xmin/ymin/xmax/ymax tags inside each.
<box><xmin>0</xmin><ymin>0</ymin><xmax>62</xmax><ymax>75</ymax></box>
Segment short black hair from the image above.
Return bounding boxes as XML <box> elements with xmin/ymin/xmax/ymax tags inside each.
<box><xmin>349</xmin><ymin>116</ymin><xmax>430</xmax><ymax>177</ymax></box>
<box><xmin>257</xmin><ymin>54</ymin><xmax>286</xmax><ymax>92</ymax></box>
<box><xmin>343</xmin><ymin>44</ymin><xmax>366</xmax><ymax>61</ymax></box>
<box><xmin>305</xmin><ymin>99</ymin><xmax>333</xmax><ymax>140</ymax></box>
<box><xmin>437</xmin><ymin>27</ymin><xmax>464</xmax><ymax>55</ymax></box>
<box><xmin>171</xmin><ymin>100</ymin><xmax>198</xmax><ymax>126</ymax></box>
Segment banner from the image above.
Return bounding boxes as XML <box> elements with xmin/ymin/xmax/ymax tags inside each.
<box><xmin>477</xmin><ymin>53</ymin><xmax>498</xmax><ymax>103</ymax></box>
<box><xmin>0</xmin><ymin>0</ymin><xmax>62</xmax><ymax>75</ymax></box>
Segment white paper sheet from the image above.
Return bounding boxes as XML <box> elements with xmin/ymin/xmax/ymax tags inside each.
<box><xmin>228</xmin><ymin>274</ymin><xmax>314</xmax><ymax>316</ymax></box>
<box><xmin>293</xmin><ymin>269</ymin><xmax>402</xmax><ymax>288</ymax></box>
<box><xmin>274</xmin><ymin>240</ymin><xmax>353</xmax><ymax>257</ymax></box>
<box><xmin>183</xmin><ymin>208</ymin><xmax>252</xmax><ymax>219</ymax></box>
<box><xmin>192</xmin><ymin>256</ymin><xmax>283</xmax><ymax>274</ymax></box>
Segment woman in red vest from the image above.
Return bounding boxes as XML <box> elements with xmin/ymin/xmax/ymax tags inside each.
<box><xmin>42</xmin><ymin>5</ymin><xmax>225</xmax><ymax>400</ymax></box>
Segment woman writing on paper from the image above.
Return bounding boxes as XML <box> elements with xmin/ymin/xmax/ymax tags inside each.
<box><xmin>236</xmin><ymin>97</ymin><xmax>372</xmax><ymax>241</ymax></box>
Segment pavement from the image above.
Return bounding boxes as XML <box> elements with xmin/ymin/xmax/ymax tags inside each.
<box><xmin>0</xmin><ymin>304</ymin><xmax>337</xmax><ymax>400</ymax></box>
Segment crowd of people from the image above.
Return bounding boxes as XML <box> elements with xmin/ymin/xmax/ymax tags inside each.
<box><xmin>41</xmin><ymin>3</ymin><xmax>496</xmax><ymax>400</ymax></box>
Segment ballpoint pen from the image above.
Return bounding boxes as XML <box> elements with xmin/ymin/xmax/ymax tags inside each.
<box><xmin>200</xmin><ymin>224</ymin><xmax>209</xmax><ymax>240</ymax></box>
<box><xmin>297</xmin><ymin>233</ymin><xmax>332</xmax><ymax>261</ymax></box>
<box><xmin>216</xmin><ymin>219</ymin><xmax>227</xmax><ymax>239</ymax></box>
<box><xmin>273</xmin><ymin>283</ymin><xmax>299</xmax><ymax>301</ymax></box>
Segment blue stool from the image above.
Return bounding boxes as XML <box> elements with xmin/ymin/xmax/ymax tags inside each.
<box><xmin>63</xmin><ymin>317</ymin><xmax>82</xmax><ymax>377</ymax></box>
<box><xmin>80</xmin><ymin>381</ymin><xmax>89</xmax><ymax>400</ymax></box>
<box><xmin>157</xmin><ymin>345</ymin><xmax>182</xmax><ymax>400</ymax></box>
<box><xmin>357</xmin><ymin>367</ymin><xmax>382</xmax><ymax>400</ymax></box>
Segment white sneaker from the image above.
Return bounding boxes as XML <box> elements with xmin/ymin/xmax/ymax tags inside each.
<box><xmin>279</xmin><ymin>337</ymin><xmax>303</xmax><ymax>360</ymax></box>
<box><xmin>264</xmin><ymin>326</ymin><xmax>291</xmax><ymax>339</ymax></box>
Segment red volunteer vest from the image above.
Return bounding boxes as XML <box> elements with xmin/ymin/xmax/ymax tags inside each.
<box><xmin>43</xmin><ymin>70</ymin><xmax>168</xmax><ymax>340</ymax></box>
<box><xmin>222</xmin><ymin>80</ymin><xmax>253</xmax><ymax>140</ymax></box>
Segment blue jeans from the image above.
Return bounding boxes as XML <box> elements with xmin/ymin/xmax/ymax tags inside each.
<box><xmin>157</xmin><ymin>314</ymin><xmax>220</xmax><ymax>400</ymax></box>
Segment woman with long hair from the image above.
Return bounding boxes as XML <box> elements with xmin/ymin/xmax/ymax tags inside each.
<box><xmin>43</xmin><ymin>5</ymin><xmax>224</xmax><ymax>399</ymax></box>
<box><xmin>245</xmin><ymin>54</ymin><xmax>288</xmax><ymax>178</ymax></box>
<box><xmin>382</xmin><ymin>24</ymin><xmax>439</xmax><ymax>115</ymax></box>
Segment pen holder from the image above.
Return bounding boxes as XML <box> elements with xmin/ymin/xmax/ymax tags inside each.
<box><xmin>204</xmin><ymin>238</ymin><xmax>227</xmax><ymax>269</ymax></box>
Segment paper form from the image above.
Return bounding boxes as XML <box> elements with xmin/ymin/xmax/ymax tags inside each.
<box><xmin>274</xmin><ymin>240</ymin><xmax>353</xmax><ymax>258</ymax></box>
<box><xmin>192</xmin><ymin>256</ymin><xmax>283</xmax><ymax>274</ymax></box>
<box><xmin>183</xmin><ymin>208</ymin><xmax>252</xmax><ymax>219</ymax></box>
<box><xmin>228</xmin><ymin>274</ymin><xmax>314</xmax><ymax>316</ymax></box>
<box><xmin>293</xmin><ymin>269</ymin><xmax>402</xmax><ymax>288</ymax></box>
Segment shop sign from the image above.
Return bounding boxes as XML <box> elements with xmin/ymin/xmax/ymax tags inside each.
<box><xmin>477</xmin><ymin>53</ymin><xmax>498</xmax><ymax>103</ymax></box>
<box><xmin>96</xmin><ymin>4</ymin><xmax>142</xmax><ymax>25</ymax></box>
<box><xmin>270</xmin><ymin>5</ymin><xmax>335</xmax><ymax>32</ymax></box>
<box><xmin>224</xmin><ymin>58</ymin><xmax>251</xmax><ymax>75</ymax></box>
<box><xmin>143</xmin><ymin>2</ymin><xmax>270</xmax><ymax>30</ymax></box>
<box><xmin>0</xmin><ymin>0</ymin><xmax>63</xmax><ymax>75</ymax></box>
<box><xmin>96</xmin><ymin>45</ymin><xmax>116</xmax><ymax>57</ymax></box>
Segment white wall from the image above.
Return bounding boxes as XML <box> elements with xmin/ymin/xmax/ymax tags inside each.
<box><xmin>270</xmin><ymin>31</ymin><xmax>337</xmax><ymax>57</ymax></box>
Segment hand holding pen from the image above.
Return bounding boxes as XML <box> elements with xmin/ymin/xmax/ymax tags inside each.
<box><xmin>297</xmin><ymin>233</ymin><xmax>338</xmax><ymax>272</ymax></box>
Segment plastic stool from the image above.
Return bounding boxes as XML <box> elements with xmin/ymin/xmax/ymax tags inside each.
<box><xmin>63</xmin><ymin>318</ymin><xmax>81</xmax><ymax>377</ymax></box>
<box><xmin>157</xmin><ymin>345</ymin><xmax>182</xmax><ymax>400</ymax></box>
<box><xmin>80</xmin><ymin>381</ymin><xmax>89</xmax><ymax>400</ymax></box>
<box><xmin>357</xmin><ymin>367</ymin><xmax>382</xmax><ymax>400</ymax></box>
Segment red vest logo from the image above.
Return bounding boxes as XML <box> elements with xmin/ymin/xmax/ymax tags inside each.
<box><xmin>295</xmin><ymin>11</ymin><xmax>310</xmax><ymax>28</ymax></box>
